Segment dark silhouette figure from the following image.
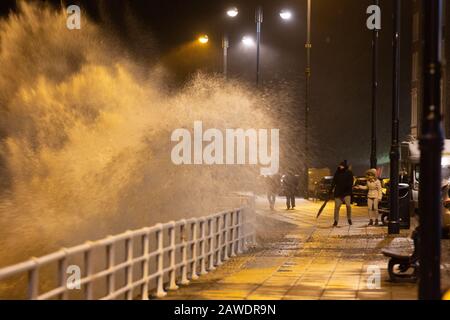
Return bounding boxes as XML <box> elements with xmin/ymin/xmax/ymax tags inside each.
<box><xmin>330</xmin><ymin>160</ymin><xmax>354</xmax><ymax>226</ymax></box>
<box><xmin>283</xmin><ymin>172</ymin><xmax>299</xmax><ymax>210</ymax></box>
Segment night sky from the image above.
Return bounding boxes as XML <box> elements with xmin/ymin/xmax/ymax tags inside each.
<box><xmin>0</xmin><ymin>0</ymin><xmax>417</xmax><ymax>175</ymax></box>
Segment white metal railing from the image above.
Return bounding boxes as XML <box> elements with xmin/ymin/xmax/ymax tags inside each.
<box><xmin>0</xmin><ymin>197</ymin><xmax>255</xmax><ymax>300</ymax></box>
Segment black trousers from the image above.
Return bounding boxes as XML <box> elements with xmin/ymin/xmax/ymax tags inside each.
<box><xmin>286</xmin><ymin>193</ymin><xmax>296</xmax><ymax>208</ymax></box>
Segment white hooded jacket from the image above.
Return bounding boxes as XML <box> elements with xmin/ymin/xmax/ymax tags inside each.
<box><xmin>363</xmin><ymin>179</ymin><xmax>383</xmax><ymax>200</ymax></box>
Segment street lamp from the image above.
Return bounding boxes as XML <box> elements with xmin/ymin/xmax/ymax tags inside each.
<box><xmin>226</xmin><ymin>7</ymin><xmax>239</xmax><ymax>18</ymax></box>
<box><xmin>223</xmin><ymin>6</ymin><xmax>293</xmax><ymax>86</ymax></box>
<box><xmin>198</xmin><ymin>35</ymin><xmax>209</xmax><ymax>44</ymax></box>
<box><xmin>279</xmin><ymin>9</ymin><xmax>293</xmax><ymax>21</ymax></box>
<box><xmin>242</xmin><ymin>36</ymin><xmax>255</xmax><ymax>47</ymax></box>
<box><xmin>223</xmin><ymin>7</ymin><xmax>239</xmax><ymax>78</ymax></box>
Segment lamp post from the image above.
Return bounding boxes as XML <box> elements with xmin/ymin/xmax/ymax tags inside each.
<box><xmin>388</xmin><ymin>0</ymin><xmax>401</xmax><ymax>235</ymax></box>
<box><xmin>419</xmin><ymin>0</ymin><xmax>443</xmax><ymax>300</ymax></box>
<box><xmin>370</xmin><ymin>0</ymin><xmax>380</xmax><ymax>169</ymax></box>
<box><xmin>225</xmin><ymin>7</ymin><xmax>292</xmax><ymax>86</ymax></box>
<box><xmin>222</xmin><ymin>35</ymin><xmax>229</xmax><ymax>78</ymax></box>
<box><xmin>224</xmin><ymin>7</ymin><xmax>238</xmax><ymax>79</ymax></box>
<box><xmin>255</xmin><ymin>6</ymin><xmax>263</xmax><ymax>86</ymax></box>
<box><xmin>304</xmin><ymin>0</ymin><xmax>312</xmax><ymax>198</ymax></box>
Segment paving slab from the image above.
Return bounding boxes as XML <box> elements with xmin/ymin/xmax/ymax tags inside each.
<box><xmin>161</xmin><ymin>197</ymin><xmax>419</xmax><ymax>300</ymax></box>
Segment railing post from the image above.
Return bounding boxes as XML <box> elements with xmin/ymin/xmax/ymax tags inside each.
<box><xmin>248</xmin><ymin>198</ymin><xmax>256</xmax><ymax>245</ymax></box>
<box><xmin>180</xmin><ymin>220</ymin><xmax>190</xmax><ymax>285</ymax></box>
<box><xmin>155</xmin><ymin>224</ymin><xmax>167</xmax><ymax>298</ymax></box>
<box><xmin>168</xmin><ymin>222</ymin><xmax>179</xmax><ymax>290</ymax></box>
<box><xmin>222</xmin><ymin>213</ymin><xmax>230</xmax><ymax>261</ymax></box>
<box><xmin>236</xmin><ymin>210</ymin><xmax>243</xmax><ymax>254</ymax></box>
<box><xmin>191</xmin><ymin>221</ymin><xmax>199</xmax><ymax>280</ymax></box>
<box><xmin>84</xmin><ymin>242</ymin><xmax>94</xmax><ymax>300</ymax></box>
<box><xmin>229</xmin><ymin>211</ymin><xmax>237</xmax><ymax>257</ymax></box>
<box><xmin>215</xmin><ymin>216</ymin><xmax>223</xmax><ymax>266</ymax></box>
<box><xmin>140</xmin><ymin>230</ymin><xmax>150</xmax><ymax>300</ymax></box>
<box><xmin>199</xmin><ymin>219</ymin><xmax>208</xmax><ymax>275</ymax></box>
<box><xmin>125</xmin><ymin>233</ymin><xmax>134</xmax><ymax>300</ymax></box>
<box><xmin>58</xmin><ymin>250</ymin><xmax>69</xmax><ymax>300</ymax></box>
<box><xmin>207</xmin><ymin>218</ymin><xmax>216</xmax><ymax>271</ymax></box>
<box><xmin>105</xmin><ymin>237</ymin><xmax>116</xmax><ymax>299</ymax></box>
<box><xmin>27</xmin><ymin>258</ymin><xmax>39</xmax><ymax>300</ymax></box>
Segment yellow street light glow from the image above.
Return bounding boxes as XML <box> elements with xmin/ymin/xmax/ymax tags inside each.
<box><xmin>280</xmin><ymin>9</ymin><xmax>293</xmax><ymax>20</ymax></box>
<box><xmin>198</xmin><ymin>35</ymin><xmax>209</xmax><ymax>44</ymax></box>
<box><xmin>242</xmin><ymin>36</ymin><xmax>255</xmax><ymax>46</ymax></box>
<box><xmin>226</xmin><ymin>7</ymin><xmax>239</xmax><ymax>17</ymax></box>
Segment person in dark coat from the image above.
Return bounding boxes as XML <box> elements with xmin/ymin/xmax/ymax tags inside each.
<box><xmin>330</xmin><ymin>160</ymin><xmax>354</xmax><ymax>226</ymax></box>
<box><xmin>282</xmin><ymin>171</ymin><xmax>299</xmax><ymax>210</ymax></box>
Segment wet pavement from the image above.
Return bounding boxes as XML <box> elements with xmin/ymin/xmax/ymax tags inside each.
<box><xmin>161</xmin><ymin>197</ymin><xmax>422</xmax><ymax>300</ymax></box>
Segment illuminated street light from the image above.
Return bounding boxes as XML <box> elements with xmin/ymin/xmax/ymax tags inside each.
<box><xmin>198</xmin><ymin>35</ymin><xmax>209</xmax><ymax>44</ymax></box>
<box><xmin>279</xmin><ymin>9</ymin><xmax>292</xmax><ymax>20</ymax></box>
<box><xmin>226</xmin><ymin>7</ymin><xmax>239</xmax><ymax>18</ymax></box>
<box><xmin>242</xmin><ymin>36</ymin><xmax>255</xmax><ymax>47</ymax></box>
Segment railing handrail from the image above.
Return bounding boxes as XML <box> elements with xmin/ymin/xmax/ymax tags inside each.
<box><xmin>0</xmin><ymin>195</ymin><xmax>256</xmax><ymax>300</ymax></box>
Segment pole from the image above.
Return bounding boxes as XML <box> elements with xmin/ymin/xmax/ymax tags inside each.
<box><xmin>370</xmin><ymin>0</ymin><xmax>379</xmax><ymax>169</ymax></box>
<box><xmin>419</xmin><ymin>0</ymin><xmax>443</xmax><ymax>300</ymax></box>
<box><xmin>304</xmin><ymin>0</ymin><xmax>311</xmax><ymax>198</ymax></box>
<box><xmin>388</xmin><ymin>0</ymin><xmax>401</xmax><ymax>235</ymax></box>
<box><xmin>222</xmin><ymin>34</ymin><xmax>229</xmax><ymax>78</ymax></box>
<box><xmin>255</xmin><ymin>6</ymin><xmax>263</xmax><ymax>86</ymax></box>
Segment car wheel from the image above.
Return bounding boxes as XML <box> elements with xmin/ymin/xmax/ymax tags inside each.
<box><xmin>381</xmin><ymin>212</ymin><xmax>389</xmax><ymax>225</ymax></box>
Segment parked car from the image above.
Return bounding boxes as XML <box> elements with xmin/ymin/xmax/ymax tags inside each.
<box><xmin>379</xmin><ymin>178</ymin><xmax>390</xmax><ymax>208</ymax></box>
<box><xmin>308</xmin><ymin>168</ymin><xmax>331</xmax><ymax>199</ymax></box>
<box><xmin>316</xmin><ymin>176</ymin><xmax>334</xmax><ymax>200</ymax></box>
<box><xmin>441</xmin><ymin>182</ymin><xmax>450</xmax><ymax>239</ymax></box>
<box><xmin>352</xmin><ymin>177</ymin><xmax>368</xmax><ymax>206</ymax></box>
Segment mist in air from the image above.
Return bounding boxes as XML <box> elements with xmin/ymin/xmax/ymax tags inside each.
<box><xmin>0</xmin><ymin>3</ymin><xmax>307</xmax><ymax>268</ymax></box>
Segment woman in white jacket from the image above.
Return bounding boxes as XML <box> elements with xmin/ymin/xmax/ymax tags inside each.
<box><xmin>356</xmin><ymin>168</ymin><xmax>383</xmax><ymax>226</ymax></box>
